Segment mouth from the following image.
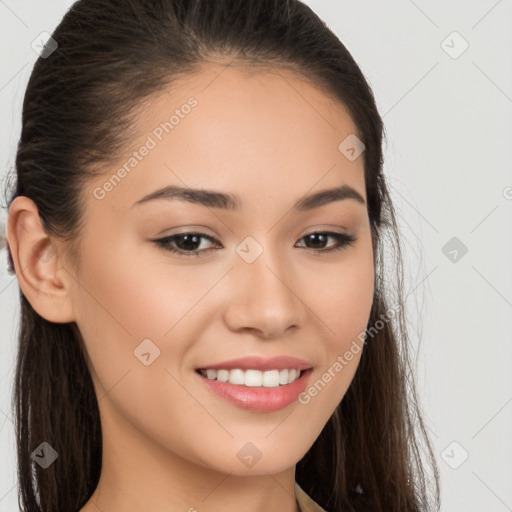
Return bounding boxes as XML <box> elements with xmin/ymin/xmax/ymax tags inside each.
<box><xmin>194</xmin><ymin>367</ymin><xmax>310</xmax><ymax>388</ymax></box>
<box><xmin>194</xmin><ymin>368</ymin><xmax>314</xmax><ymax>412</ymax></box>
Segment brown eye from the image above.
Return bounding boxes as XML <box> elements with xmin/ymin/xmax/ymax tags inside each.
<box><xmin>154</xmin><ymin>232</ymin><xmax>219</xmax><ymax>257</ymax></box>
<box><xmin>296</xmin><ymin>232</ymin><xmax>356</xmax><ymax>252</ymax></box>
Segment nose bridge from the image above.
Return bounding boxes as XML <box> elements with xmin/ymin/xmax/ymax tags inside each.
<box><xmin>225</xmin><ymin>235</ymin><xmax>302</xmax><ymax>337</ymax></box>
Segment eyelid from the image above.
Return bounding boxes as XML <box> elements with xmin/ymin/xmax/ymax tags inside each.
<box><xmin>301</xmin><ymin>224</ymin><xmax>350</xmax><ymax>235</ymax></box>
<box><xmin>157</xmin><ymin>223</ymin><xmax>350</xmax><ymax>239</ymax></box>
<box><xmin>156</xmin><ymin>225</ymin><xmax>218</xmax><ymax>237</ymax></box>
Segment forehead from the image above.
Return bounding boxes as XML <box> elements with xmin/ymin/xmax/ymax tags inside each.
<box><xmin>137</xmin><ymin>62</ymin><xmax>361</xmax><ymax>144</ymax></box>
<box><xmin>90</xmin><ymin>63</ymin><xmax>366</xmax><ymax>212</ymax></box>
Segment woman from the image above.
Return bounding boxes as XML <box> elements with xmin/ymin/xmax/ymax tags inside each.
<box><xmin>3</xmin><ymin>0</ymin><xmax>440</xmax><ymax>510</ymax></box>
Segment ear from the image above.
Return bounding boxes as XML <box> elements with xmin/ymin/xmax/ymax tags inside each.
<box><xmin>6</xmin><ymin>196</ymin><xmax>76</xmax><ymax>323</ymax></box>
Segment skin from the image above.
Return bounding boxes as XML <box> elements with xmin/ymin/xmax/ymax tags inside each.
<box><xmin>7</xmin><ymin>63</ymin><xmax>375</xmax><ymax>512</ymax></box>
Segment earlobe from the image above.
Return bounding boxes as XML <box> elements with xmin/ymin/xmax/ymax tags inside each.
<box><xmin>6</xmin><ymin>196</ymin><xmax>76</xmax><ymax>324</ymax></box>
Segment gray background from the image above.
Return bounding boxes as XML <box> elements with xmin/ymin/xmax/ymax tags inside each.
<box><xmin>1</xmin><ymin>1</ymin><xmax>511</xmax><ymax>510</ymax></box>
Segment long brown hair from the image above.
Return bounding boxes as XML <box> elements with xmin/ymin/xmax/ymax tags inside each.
<box><xmin>3</xmin><ymin>1</ymin><xmax>440</xmax><ymax>510</ymax></box>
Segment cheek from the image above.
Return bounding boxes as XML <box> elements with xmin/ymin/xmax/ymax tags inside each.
<box><xmin>292</xmin><ymin>253</ymin><xmax>374</xmax><ymax>450</ymax></box>
<box><xmin>70</xmin><ymin>246</ymin><xmax>203</xmax><ymax>440</ymax></box>
<box><xmin>315</xmin><ymin>248</ymin><xmax>374</xmax><ymax>345</ymax></box>
<box><xmin>306</xmin><ymin>242</ymin><xmax>374</xmax><ymax>400</ymax></box>
<box><xmin>70</xmin><ymin>243</ymin><xmax>183</xmax><ymax>390</ymax></box>
<box><xmin>76</xmin><ymin>241</ymin><xmax>197</xmax><ymax>338</ymax></box>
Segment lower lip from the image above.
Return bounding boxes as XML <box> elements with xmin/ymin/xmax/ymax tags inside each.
<box><xmin>195</xmin><ymin>369</ymin><xmax>313</xmax><ymax>412</ymax></box>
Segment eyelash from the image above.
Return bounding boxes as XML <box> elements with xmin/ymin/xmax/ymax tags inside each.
<box><xmin>153</xmin><ymin>231</ymin><xmax>357</xmax><ymax>258</ymax></box>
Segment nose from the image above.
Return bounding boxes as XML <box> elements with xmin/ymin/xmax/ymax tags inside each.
<box><xmin>223</xmin><ymin>245</ymin><xmax>304</xmax><ymax>339</ymax></box>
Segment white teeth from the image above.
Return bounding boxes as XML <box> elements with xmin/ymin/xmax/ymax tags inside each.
<box><xmin>216</xmin><ymin>369</ymin><xmax>230</xmax><ymax>382</ymax></box>
<box><xmin>198</xmin><ymin>368</ymin><xmax>303</xmax><ymax>387</ymax></box>
<box><xmin>229</xmin><ymin>369</ymin><xmax>245</xmax><ymax>385</ymax></box>
<box><xmin>262</xmin><ymin>370</ymin><xmax>280</xmax><ymax>387</ymax></box>
<box><xmin>245</xmin><ymin>369</ymin><xmax>263</xmax><ymax>387</ymax></box>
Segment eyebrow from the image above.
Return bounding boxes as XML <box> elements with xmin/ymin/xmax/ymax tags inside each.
<box><xmin>132</xmin><ymin>184</ymin><xmax>366</xmax><ymax>211</ymax></box>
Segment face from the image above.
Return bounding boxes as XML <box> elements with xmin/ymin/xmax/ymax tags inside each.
<box><xmin>67</xmin><ymin>63</ymin><xmax>375</xmax><ymax>476</ymax></box>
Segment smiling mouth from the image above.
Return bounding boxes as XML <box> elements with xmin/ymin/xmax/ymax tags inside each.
<box><xmin>195</xmin><ymin>368</ymin><xmax>308</xmax><ymax>388</ymax></box>
<box><xmin>194</xmin><ymin>367</ymin><xmax>313</xmax><ymax>412</ymax></box>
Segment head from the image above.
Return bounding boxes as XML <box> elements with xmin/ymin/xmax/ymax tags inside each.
<box><xmin>4</xmin><ymin>1</ymin><xmax>439</xmax><ymax>511</ymax></box>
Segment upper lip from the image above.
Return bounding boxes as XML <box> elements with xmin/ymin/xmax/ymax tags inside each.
<box><xmin>196</xmin><ymin>356</ymin><xmax>313</xmax><ymax>371</ymax></box>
